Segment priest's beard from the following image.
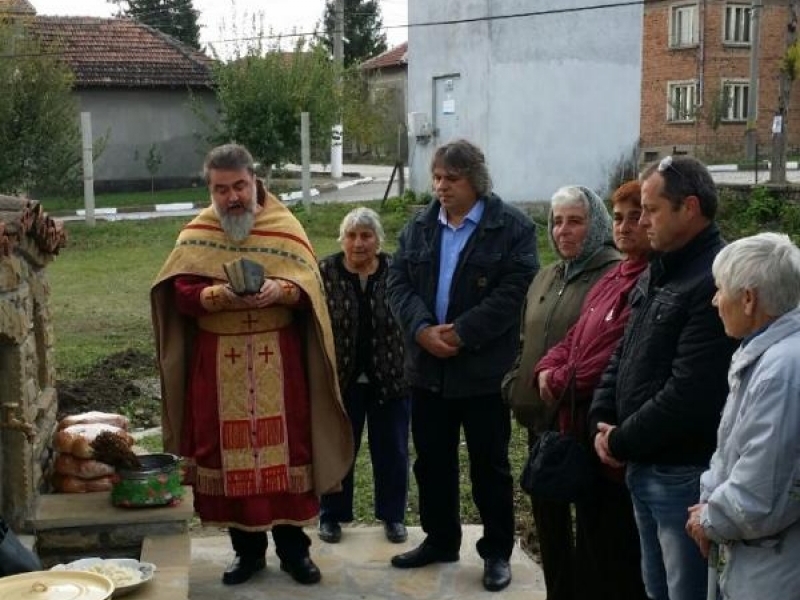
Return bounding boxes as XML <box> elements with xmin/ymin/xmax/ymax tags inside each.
<box><xmin>214</xmin><ymin>200</ymin><xmax>256</xmax><ymax>243</ymax></box>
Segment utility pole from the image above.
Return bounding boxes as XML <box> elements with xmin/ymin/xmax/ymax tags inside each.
<box><xmin>330</xmin><ymin>0</ymin><xmax>345</xmax><ymax>179</ymax></box>
<box><xmin>745</xmin><ymin>0</ymin><xmax>763</xmax><ymax>161</ymax></box>
<box><xmin>770</xmin><ymin>2</ymin><xmax>799</xmax><ymax>184</ymax></box>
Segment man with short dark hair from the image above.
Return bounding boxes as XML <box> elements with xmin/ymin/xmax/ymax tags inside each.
<box><xmin>387</xmin><ymin>139</ymin><xmax>539</xmax><ymax>592</ymax></box>
<box><xmin>151</xmin><ymin>143</ymin><xmax>352</xmax><ymax>587</ymax></box>
<box><xmin>589</xmin><ymin>155</ymin><xmax>738</xmax><ymax>600</ymax></box>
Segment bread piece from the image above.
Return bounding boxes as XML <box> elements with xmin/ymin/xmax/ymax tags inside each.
<box><xmin>58</xmin><ymin>411</ymin><xmax>130</xmax><ymax>431</ymax></box>
<box><xmin>54</xmin><ymin>453</ymin><xmax>116</xmax><ymax>479</ymax></box>
<box><xmin>52</xmin><ymin>473</ymin><xmax>115</xmax><ymax>493</ymax></box>
<box><xmin>52</xmin><ymin>424</ymin><xmax>134</xmax><ymax>459</ymax></box>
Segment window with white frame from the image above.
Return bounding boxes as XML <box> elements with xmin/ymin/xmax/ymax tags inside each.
<box><xmin>721</xmin><ymin>80</ymin><xmax>749</xmax><ymax>121</ymax></box>
<box><xmin>668</xmin><ymin>81</ymin><xmax>698</xmax><ymax>122</ymax></box>
<box><xmin>724</xmin><ymin>4</ymin><xmax>751</xmax><ymax>44</ymax></box>
<box><xmin>670</xmin><ymin>3</ymin><xmax>699</xmax><ymax>47</ymax></box>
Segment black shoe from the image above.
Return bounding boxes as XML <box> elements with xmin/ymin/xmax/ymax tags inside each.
<box><xmin>318</xmin><ymin>521</ymin><xmax>342</xmax><ymax>543</ymax></box>
<box><xmin>390</xmin><ymin>542</ymin><xmax>459</xmax><ymax>568</ymax></box>
<box><xmin>280</xmin><ymin>556</ymin><xmax>322</xmax><ymax>585</ymax></box>
<box><xmin>482</xmin><ymin>558</ymin><xmax>511</xmax><ymax>592</ymax></box>
<box><xmin>384</xmin><ymin>521</ymin><xmax>408</xmax><ymax>544</ymax></box>
<box><xmin>221</xmin><ymin>555</ymin><xmax>266</xmax><ymax>585</ymax></box>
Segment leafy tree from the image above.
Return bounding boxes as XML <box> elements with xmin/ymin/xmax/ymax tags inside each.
<box><xmin>107</xmin><ymin>0</ymin><xmax>201</xmax><ymax>49</ymax></box>
<box><xmin>204</xmin><ymin>36</ymin><xmax>340</xmax><ymax>183</ymax></box>
<box><xmin>340</xmin><ymin>68</ymin><xmax>400</xmax><ymax>158</ymax></box>
<box><xmin>320</xmin><ymin>0</ymin><xmax>388</xmax><ymax>67</ymax></box>
<box><xmin>0</xmin><ymin>22</ymin><xmax>83</xmax><ymax>196</ymax></box>
<box><xmin>133</xmin><ymin>142</ymin><xmax>163</xmax><ymax>194</ymax></box>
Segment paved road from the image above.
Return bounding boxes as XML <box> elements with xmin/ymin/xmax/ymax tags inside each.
<box><xmin>58</xmin><ymin>165</ymin><xmax>405</xmax><ymax>223</ymax></box>
<box><xmin>712</xmin><ymin>169</ymin><xmax>800</xmax><ymax>185</ymax></box>
<box><xmin>297</xmin><ymin>179</ymin><xmax>402</xmax><ymax>206</ymax></box>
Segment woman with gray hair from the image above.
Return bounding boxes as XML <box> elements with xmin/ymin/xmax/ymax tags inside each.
<box><xmin>316</xmin><ymin>207</ymin><xmax>410</xmax><ymax>545</ymax></box>
<box><xmin>686</xmin><ymin>232</ymin><xmax>800</xmax><ymax>600</ymax></box>
<box><xmin>503</xmin><ymin>184</ymin><xmax>620</xmax><ymax>600</ymax></box>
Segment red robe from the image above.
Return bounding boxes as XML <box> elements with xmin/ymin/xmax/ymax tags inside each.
<box><xmin>150</xmin><ymin>198</ymin><xmax>353</xmax><ymax>532</ymax></box>
<box><xmin>174</xmin><ymin>275</ymin><xmax>318</xmax><ymax>529</ymax></box>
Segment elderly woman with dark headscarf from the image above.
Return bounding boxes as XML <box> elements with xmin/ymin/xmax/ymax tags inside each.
<box><xmin>503</xmin><ymin>185</ymin><xmax>620</xmax><ymax>600</ymax></box>
<box><xmin>533</xmin><ymin>181</ymin><xmax>650</xmax><ymax>600</ymax></box>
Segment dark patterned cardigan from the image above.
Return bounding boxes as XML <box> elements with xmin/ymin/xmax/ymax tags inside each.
<box><xmin>318</xmin><ymin>251</ymin><xmax>407</xmax><ymax>403</ymax></box>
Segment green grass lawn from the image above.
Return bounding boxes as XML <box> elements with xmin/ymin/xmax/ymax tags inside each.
<box><xmin>49</xmin><ymin>194</ymin><xmax>552</xmax><ymax>534</ymax></box>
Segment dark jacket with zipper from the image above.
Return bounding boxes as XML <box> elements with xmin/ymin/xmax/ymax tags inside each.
<box><xmin>588</xmin><ymin>224</ymin><xmax>738</xmax><ymax>466</ymax></box>
<box><xmin>387</xmin><ymin>193</ymin><xmax>539</xmax><ymax>398</ymax></box>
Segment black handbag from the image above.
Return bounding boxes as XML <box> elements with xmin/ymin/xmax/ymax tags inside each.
<box><xmin>0</xmin><ymin>517</ymin><xmax>42</xmax><ymax>577</ymax></box>
<box><xmin>519</xmin><ymin>374</ymin><xmax>596</xmax><ymax>502</ymax></box>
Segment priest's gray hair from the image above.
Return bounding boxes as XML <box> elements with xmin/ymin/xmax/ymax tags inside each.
<box><xmin>203</xmin><ymin>143</ymin><xmax>255</xmax><ymax>182</ymax></box>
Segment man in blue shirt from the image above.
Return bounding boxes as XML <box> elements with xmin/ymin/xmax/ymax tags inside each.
<box><xmin>387</xmin><ymin>139</ymin><xmax>539</xmax><ymax>592</ymax></box>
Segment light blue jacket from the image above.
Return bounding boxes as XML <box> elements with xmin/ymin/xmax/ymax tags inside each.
<box><xmin>700</xmin><ymin>308</ymin><xmax>800</xmax><ymax>600</ymax></box>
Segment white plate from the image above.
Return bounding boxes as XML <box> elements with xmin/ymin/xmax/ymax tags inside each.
<box><xmin>51</xmin><ymin>558</ymin><xmax>155</xmax><ymax>598</ymax></box>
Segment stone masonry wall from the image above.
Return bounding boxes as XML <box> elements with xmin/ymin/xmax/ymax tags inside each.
<box><xmin>0</xmin><ymin>196</ymin><xmax>65</xmax><ymax>530</ymax></box>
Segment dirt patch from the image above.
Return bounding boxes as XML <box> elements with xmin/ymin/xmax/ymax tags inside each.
<box><xmin>56</xmin><ymin>349</ymin><xmax>162</xmax><ymax>430</ymax></box>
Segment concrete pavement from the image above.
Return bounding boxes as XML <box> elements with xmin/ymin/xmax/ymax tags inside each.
<box><xmin>21</xmin><ymin>516</ymin><xmax>545</xmax><ymax>599</ymax></box>
<box><xmin>189</xmin><ymin>525</ymin><xmax>545</xmax><ymax>600</ymax></box>
<box><xmin>54</xmin><ymin>164</ymin><xmax>404</xmax><ymax>222</ymax></box>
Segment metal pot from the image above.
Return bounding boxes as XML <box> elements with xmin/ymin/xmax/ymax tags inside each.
<box><xmin>111</xmin><ymin>453</ymin><xmax>183</xmax><ymax>508</ymax></box>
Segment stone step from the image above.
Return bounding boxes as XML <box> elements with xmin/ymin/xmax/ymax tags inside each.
<box><xmin>32</xmin><ymin>488</ymin><xmax>194</xmax><ymax>530</ymax></box>
<box><xmin>138</xmin><ymin>534</ymin><xmax>190</xmax><ymax>600</ymax></box>
<box><xmin>31</xmin><ymin>488</ymin><xmax>194</xmax><ymax>570</ymax></box>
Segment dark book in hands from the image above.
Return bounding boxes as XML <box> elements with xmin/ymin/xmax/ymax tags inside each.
<box><xmin>223</xmin><ymin>257</ymin><xmax>265</xmax><ymax>295</ymax></box>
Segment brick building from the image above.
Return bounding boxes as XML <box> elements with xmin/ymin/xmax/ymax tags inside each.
<box><xmin>640</xmin><ymin>0</ymin><xmax>799</xmax><ymax>163</ymax></box>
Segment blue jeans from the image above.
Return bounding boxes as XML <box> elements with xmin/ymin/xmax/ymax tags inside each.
<box><xmin>626</xmin><ymin>463</ymin><xmax>707</xmax><ymax>600</ymax></box>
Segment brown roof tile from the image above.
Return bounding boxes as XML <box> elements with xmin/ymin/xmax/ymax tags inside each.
<box><xmin>360</xmin><ymin>41</ymin><xmax>407</xmax><ymax>71</ymax></box>
<box><xmin>28</xmin><ymin>16</ymin><xmax>213</xmax><ymax>88</ymax></box>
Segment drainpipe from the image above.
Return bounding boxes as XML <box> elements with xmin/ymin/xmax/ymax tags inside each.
<box><xmin>697</xmin><ymin>0</ymin><xmax>707</xmax><ymax>153</ymax></box>
<box><xmin>745</xmin><ymin>0</ymin><xmax>763</xmax><ymax>160</ymax></box>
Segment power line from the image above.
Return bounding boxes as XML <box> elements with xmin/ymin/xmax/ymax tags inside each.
<box><xmin>2</xmin><ymin>1</ymin><xmax>646</xmax><ymax>58</ymax></box>
<box><xmin>208</xmin><ymin>0</ymin><xmax>646</xmax><ymax>45</ymax></box>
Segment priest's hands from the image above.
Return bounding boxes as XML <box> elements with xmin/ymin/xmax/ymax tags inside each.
<box><xmin>234</xmin><ymin>278</ymin><xmax>284</xmax><ymax>308</ymax></box>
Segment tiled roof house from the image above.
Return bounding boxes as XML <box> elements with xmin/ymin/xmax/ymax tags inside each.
<box><xmin>31</xmin><ymin>17</ymin><xmax>213</xmax><ymax>89</ymax></box>
<box><xmin>359</xmin><ymin>42</ymin><xmax>408</xmax><ymax>159</ymax></box>
<box><xmin>0</xmin><ymin>1</ymin><xmax>218</xmax><ymax>190</ymax></box>
<box><xmin>361</xmin><ymin>41</ymin><xmax>407</xmax><ymax>72</ymax></box>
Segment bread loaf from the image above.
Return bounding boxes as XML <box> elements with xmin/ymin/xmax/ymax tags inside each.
<box><xmin>58</xmin><ymin>411</ymin><xmax>129</xmax><ymax>431</ymax></box>
<box><xmin>54</xmin><ymin>453</ymin><xmax>116</xmax><ymax>479</ymax></box>
<box><xmin>52</xmin><ymin>424</ymin><xmax>134</xmax><ymax>459</ymax></box>
<box><xmin>52</xmin><ymin>473</ymin><xmax>115</xmax><ymax>493</ymax></box>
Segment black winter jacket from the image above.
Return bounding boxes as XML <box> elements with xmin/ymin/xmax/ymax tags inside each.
<box><xmin>387</xmin><ymin>193</ymin><xmax>539</xmax><ymax>398</ymax></box>
<box><xmin>589</xmin><ymin>224</ymin><xmax>738</xmax><ymax>466</ymax></box>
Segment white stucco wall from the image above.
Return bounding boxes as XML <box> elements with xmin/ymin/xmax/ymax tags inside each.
<box><xmin>75</xmin><ymin>88</ymin><xmax>218</xmax><ymax>186</ymax></box>
<box><xmin>407</xmin><ymin>0</ymin><xmax>642</xmax><ymax>202</ymax></box>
